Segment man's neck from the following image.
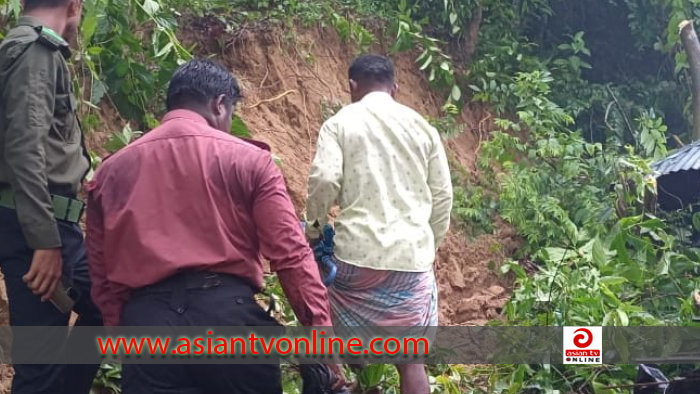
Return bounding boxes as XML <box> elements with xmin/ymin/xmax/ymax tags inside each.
<box><xmin>365</xmin><ymin>90</ymin><xmax>392</xmax><ymax>97</ymax></box>
<box><xmin>355</xmin><ymin>88</ymin><xmax>393</xmax><ymax>102</ymax></box>
<box><xmin>23</xmin><ymin>10</ymin><xmax>66</xmax><ymax>38</ymax></box>
<box><xmin>168</xmin><ymin>106</ymin><xmax>220</xmax><ymax>131</ymax></box>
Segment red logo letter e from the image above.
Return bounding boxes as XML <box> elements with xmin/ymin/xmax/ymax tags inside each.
<box><xmin>573</xmin><ymin>328</ymin><xmax>593</xmax><ymax>348</ymax></box>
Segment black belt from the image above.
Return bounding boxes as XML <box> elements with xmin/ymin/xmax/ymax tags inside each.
<box><xmin>132</xmin><ymin>272</ymin><xmax>256</xmax><ymax>298</ymax></box>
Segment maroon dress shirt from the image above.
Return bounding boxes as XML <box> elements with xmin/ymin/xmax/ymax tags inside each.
<box><xmin>86</xmin><ymin>110</ymin><xmax>332</xmax><ymax>327</ymax></box>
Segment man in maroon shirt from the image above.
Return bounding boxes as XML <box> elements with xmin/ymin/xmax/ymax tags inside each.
<box><xmin>86</xmin><ymin>59</ymin><xmax>343</xmax><ymax>393</ymax></box>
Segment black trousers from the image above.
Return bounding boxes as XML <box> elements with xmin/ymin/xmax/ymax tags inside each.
<box><xmin>121</xmin><ymin>273</ymin><xmax>283</xmax><ymax>394</ymax></box>
<box><xmin>0</xmin><ymin>206</ymin><xmax>103</xmax><ymax>394</ymax></box>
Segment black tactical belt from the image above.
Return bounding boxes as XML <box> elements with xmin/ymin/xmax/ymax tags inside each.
<box><xmin>0</xmin><ymin>188</ymin><xmax>85</xmax><ymax>223</ymax></box>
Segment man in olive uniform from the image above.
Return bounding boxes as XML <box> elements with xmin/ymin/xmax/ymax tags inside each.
<box><xmin>0</xmin><ymin>0</ymin><xmax>103</xmax><ymax>393</ymax></box>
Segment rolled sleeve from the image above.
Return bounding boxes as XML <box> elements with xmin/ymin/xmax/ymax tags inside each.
<box><xmin>3</xmin><ymin>44</ymin><xmax>59</xmax><ymax>249</ymax></box>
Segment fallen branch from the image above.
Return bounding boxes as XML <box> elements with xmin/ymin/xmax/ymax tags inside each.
<box><xmin>672</xmin><ymin>134</ymin><xmax>685</xmax><ymax>147</ymax></box>
<box><xmin>246</xmin><ymin>90</ymin><xmax>297</xmax><ymax>109</ymax></box>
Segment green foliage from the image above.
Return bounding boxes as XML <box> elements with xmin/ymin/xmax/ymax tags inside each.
<box><xmin>452</xmin><ymin>184</ymin><xmax>496</xmax><ymax>237</ymax></box>
<box><xmin>78</xmin><ymin>0</ymin><xmax>192</xmax><ymax>127</ymax></box>
<box><xmin>427</xmin><ymin>364</ymin><xmax>473</xmax><ymax>394</ymax></box>
<box><xmin>263</xmin><ymin>275</ymin><xmax>300</xmax><ymax>326</ymax></box>
<box><xmin>427</xmin><ymin>103</ymin><xmax>464</xmax><ymax>137</ymax></box>
<box><xmin>230</xmin><ymin>115</ymin><xmax>252</xmax><ymax>138</ymax></box>
<box><xmin>393</xmin><ymin>1</ymin><xmax>461</xmax><ymax>105</ymax></box>
<box><xmin>637</xmin><ymin>109</ymin><xmax>669</xmax><ymax>160</ymax></box>
<box><xmin>468</xmin><ymin>8</ymin><xmax>700</xmax><ymax>390</ymax></box>
<box><xmin>552</xmin><ymin>31</ymin><xmax>593</xmax><ymax>93</ymax></box>
<box><xmin>281</xmin><ymin>365</ymin><xmax>303</xmax><ymax>394</ymax></box>
<box><xmin>0</xmin><ymin>0</ymin><xmax>20</xmax><ymax>25</ymax></box>
<box><xmin>480</xmin><ymin>70</ymin><xmax>614</xmax><ymax>253</ymax></box>
<box><xmin>104</xmin><ymin>124</ymin><xmax>143</xmax><ymax>153</ymax></box>
<box><xmin>357</xmin><ymin>364</ymin><xmax>392</xmax><ymax>391</ymax></box>
<box><xmin>4</xmin><ymin>0</ymin><xmax>700</xmax><ymax>391</ymax></box>
<box><xmin>329</xmin><ymin>11</ymin><xmax>375</xmax><ymax>53</ymax></box>
<box><xmin>91</xmin><ymin>363</ymin><xmax>122</xmax><ymax>394</ymax></box>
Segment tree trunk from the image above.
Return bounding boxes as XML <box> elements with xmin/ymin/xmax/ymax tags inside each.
<box><xmin>462</xmin><ymin>6</ymin><xmax>483</xmax><ymax>64</ymax></box>
<box><xmin>679</xmin><ymin>20</ymin><xmax>700</xmax><ymax>140</ymax></box>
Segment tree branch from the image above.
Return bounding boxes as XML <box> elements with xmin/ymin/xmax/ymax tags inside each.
<box><xmin>679</xmin><ymin>20</ymin><xmax>700</xmax><ymax>140</ymax></box>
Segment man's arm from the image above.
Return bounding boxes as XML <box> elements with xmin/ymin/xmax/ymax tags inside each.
<box><xmin>252</xmin><ymin>155</ymin><xmax>333</xmax><ymax>327</ymax></box>
<box><xmin>86</xmin><ymin>183</ymin><xmax>126</xmax><ymax>326</ymax></box>
<box><xmin>426</xmin><ymin>128</ymin><xmax>453</xmax><ymax>249</ymax></box>
<box><xmin>3</xmin><ymin>44</ymin><xmax>60</xmax><ymax>249</ymax></box>
<box><xmin>306</xmin><ymin>121</ymin><xmax>343</xmax><ymax>239</ymax></box>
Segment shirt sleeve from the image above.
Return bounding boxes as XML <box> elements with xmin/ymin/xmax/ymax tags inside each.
<box><xmin>251</xmin><ymin>155</ymin><xmax>333</xmax><ymax>327</ymax></box>
<box><xmin>2</xmin><ymin>43</ymin><xmax>60</xmax><ymax>249</ymax></box>
<box><xmin>86</xmin><ymin>180</ymin><xmax>128</xmax><ymax>326</ymax></box>
<box><xmin>306</xmin><ymin>120</ymin><xmax>343</xmax><ymax>239</ymax></box>
<box><xmin>427</xmin><ymin>128</ymin><xmax>453</xmax><ymax>249</ymax></box>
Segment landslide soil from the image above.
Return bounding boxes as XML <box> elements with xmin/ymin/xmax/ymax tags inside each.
<box><xmin>0</xmin><ymin>24</ymin><xmax>520</xmax><ymax>391</ymax></box>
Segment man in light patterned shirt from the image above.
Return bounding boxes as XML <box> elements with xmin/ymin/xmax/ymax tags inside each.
<box><xmin>306</xmin><ymin>54</ymin><xmax>453</xmax><ymax>394</ymax></box>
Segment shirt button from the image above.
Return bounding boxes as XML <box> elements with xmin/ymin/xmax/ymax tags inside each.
<box><xmin>176</xmin><ymin>306</ymin><xmax>185</xmax><ymax>314</ymax></box>
<box><xmin>236</xmin><ymin>297</ymin><xmax>244</xmax><ymax>304</ymax></box>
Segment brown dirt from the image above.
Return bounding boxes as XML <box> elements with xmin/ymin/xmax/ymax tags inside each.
<box><xmin>199</xmin><ymin>27</ymin><xmax>448</xmax><ymax>212</ymax></box>
<box><xmin>435</xmin><ymin>223</ymin><xmax>520</xmax><ymax>325</ymax></box>
<box><xmin>0</xmin><ymin>23</ymin><xmax>519</xmax><ymax>392</ymax></box>
<box><xmin>177</xmin><ymin>25</ymin><xmax>518</xmax><ymax>325</ymax></box>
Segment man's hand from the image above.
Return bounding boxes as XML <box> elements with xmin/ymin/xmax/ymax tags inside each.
<box><xmin>23</xmin><ymin>248</ymin><xmax>63</xmax><ymax>301</ymax></box>
<box><xmin>326</xmin><ymin>363</ymin><xmax>348</xmax><ymax>391</ymax></box>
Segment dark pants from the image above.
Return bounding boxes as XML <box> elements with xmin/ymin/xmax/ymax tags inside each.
<box><xmin>121</xmin><ymin>273</ymin><xmax>283</xmax><ymax>394</ymax></box>
<box><xmin>0</xmin><ymin>206</ymin><xmax>103</xmax><ymax>394</ymax></box>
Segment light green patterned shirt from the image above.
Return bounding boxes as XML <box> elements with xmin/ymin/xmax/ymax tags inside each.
<box><xmin>306</xmin><ymin>92</ymin><xmax>453</xmax><ymax>272</ymax></box>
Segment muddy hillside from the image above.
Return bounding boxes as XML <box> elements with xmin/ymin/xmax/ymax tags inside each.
<box><xmin>0</xmin><ymin>24</ymin><xmax>519</xmax><ymax>392</ymax></box>
<box><xmin>182</xmin><ymin>25</ymin><xmax>520</xmax><ymax>325</ymax></box>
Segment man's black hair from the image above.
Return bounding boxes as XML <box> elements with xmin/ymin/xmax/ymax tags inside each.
<box><xmin>348</xmin><ymin>54</ymin><xmax>395</xmax><ymax>86</ymax></box>
<box><xmin>166</xmin><ymin>59</ymin><xmax>242</xmax><ymax>111</ymax></box>
<box><xmin>24</xmin><ymin>0</ymin><xmax>73</xmax><ymax>11</ymax></box>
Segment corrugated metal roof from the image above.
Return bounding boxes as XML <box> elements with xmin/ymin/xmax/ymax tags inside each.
<box><xmin>651</xmin><ymin>140</ymin><xmax>700</xmax><ymax>175</ymax></box>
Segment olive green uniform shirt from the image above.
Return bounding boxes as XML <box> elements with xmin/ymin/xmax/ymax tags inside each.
<box><xmin>0</xmin><ymin>16</ymin><xmax>90</xmax><ymax>249</ymax></box>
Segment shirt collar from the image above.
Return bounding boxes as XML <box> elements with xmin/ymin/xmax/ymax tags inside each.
<box><xmin>18</xmin><ymin>16</ymin><xmax>67</xmax><ymax>44</ymax></box>
<box><xmin>162</xmin><ymin>109</ymin><xmax>209</xmax><ymax>125</ymax></box>
<box><xmin>361</xmin><ymin>91</ymin><xmax>393</xmax><ymax>103</ymax></box>
<box><xmin>18</xmin><ymin>15</ymin><xmax>44</xmax><ymax>28</ymax></box>
<box><xmin>161</xmin><ymin>109</ymin><xmax>271</xmax><ymax>152</ymax></box>
<box><xmin>18</xmin><ymin>16</ymin><xmax>70</xmax><ymax>58</ymax></box>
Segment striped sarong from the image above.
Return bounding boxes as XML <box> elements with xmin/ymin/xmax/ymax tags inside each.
<box><xmin>328</xmin><ymin>259</ymin><xmax>438</xmax><ymax>328</ymax></box>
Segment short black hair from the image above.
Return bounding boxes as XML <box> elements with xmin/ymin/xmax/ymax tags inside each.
<box><xmin>348</xmin><ymin>54</ymin><xmax>395</xmax><ymax>86</ymax></box>
<box><xmin>24</xmin><ymin>0</ymin><xmax>73</xmax><ymax>11</ymax></box>
<box><xmin>166</xmin><ymin>59</ymin><xmax>242</xmax><ymax>111</ymax></box>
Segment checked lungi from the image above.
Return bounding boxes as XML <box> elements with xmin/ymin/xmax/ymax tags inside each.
<box><xmin>328</xmin><ymin>259</ymin><xmax>438</xmax><ymax>328</ymax></box>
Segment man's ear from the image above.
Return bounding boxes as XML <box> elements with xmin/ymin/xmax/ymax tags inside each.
<box><xmin>213</xmin><ymin>94</ymin><xmax>227</xmax><ymax>116</ymax></box>
<box><xmin>390</xmin><ymin>83</ymin><xmax>399</xmax><ymax>98</ymax></box>
<box><xmin>349</xmin><ymin>79</ymin><xmax>358</xmax><ymax>92</ymax></box>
